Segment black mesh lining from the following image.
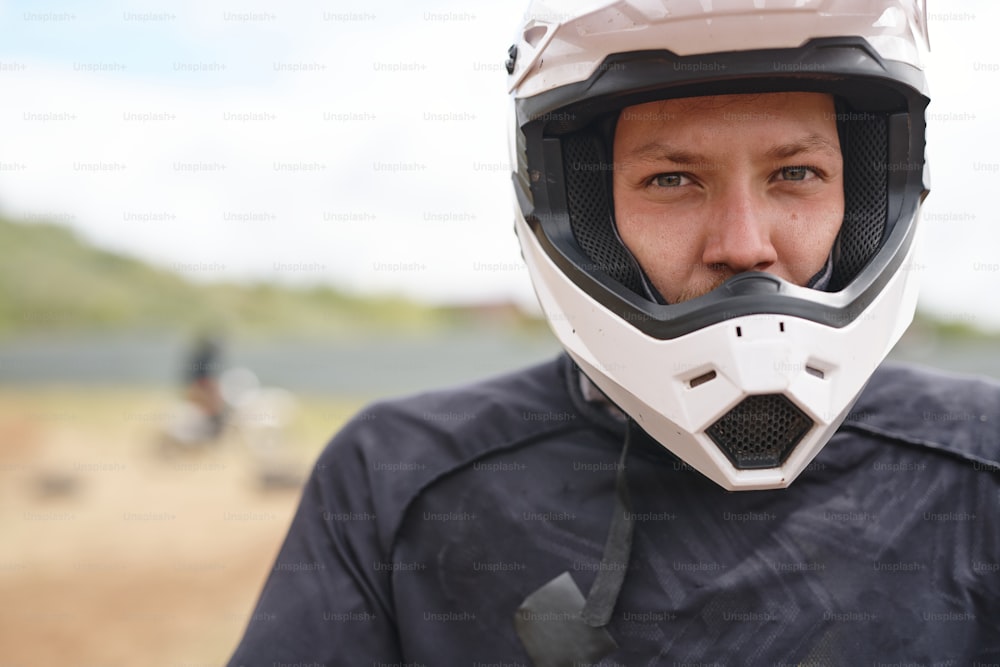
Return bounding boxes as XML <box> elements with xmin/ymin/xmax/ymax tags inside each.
<box><xmin>559</xmin><ymin>111</ymin><xmax>890</xmax><ymax>298</ymax></box>
<box><xmin>705</xmin><ymin>394</ymin><xmax>814</xmax><ymax>470</ymax></box>
<box><xmin>830</xmin><ymin>112</ymin><xmax>889</xmax><ymax>290</ymax></box>
<box><xmin>562</xmin><ymin>132</ymin><xmax>644</xmax><ymax>293</ymax></box>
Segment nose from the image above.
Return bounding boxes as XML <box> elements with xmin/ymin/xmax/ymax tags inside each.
<box><xmin>701</xmin><ymin>184</ymin><xmax>778</xmax><ymax>274</ymax></box>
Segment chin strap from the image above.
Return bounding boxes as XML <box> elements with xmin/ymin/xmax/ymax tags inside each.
<box><xmin>581</xmin><ymin>420</ymin><xmax>636</xmax><ymax>627</ymax></box>
<box><xmin>806</xmin><ymin>247</ymin><xmax>836</xmax><ymax>290</ymax></box>
<box><xmin>514</xmin><ymin>420</ymin><xmax>636</xmax><ymax>666</ymax></box>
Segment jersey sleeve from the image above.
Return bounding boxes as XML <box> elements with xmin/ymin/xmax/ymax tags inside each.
<box><xmin>226</xmin><ymin>408</ymin><xmax>402</xmax><ymax>665</ymax></box>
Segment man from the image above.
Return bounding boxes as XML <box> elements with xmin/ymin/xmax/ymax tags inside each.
<box><xmin>228</xmin><ymin>2</ymin><xmax>1000</xmax><ymax>664</ymax></box>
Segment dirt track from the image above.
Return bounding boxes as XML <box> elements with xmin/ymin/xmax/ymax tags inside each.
<box><xmin>0</xmin><ymin>386</ymin><xmax>360</xmax><ymax>666</ymax></box>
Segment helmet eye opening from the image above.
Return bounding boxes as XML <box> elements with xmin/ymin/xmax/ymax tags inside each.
<box><xmin>558</xmin><ymin>99</ymin><xmax>892</xmax><ymax>300</ymax></box>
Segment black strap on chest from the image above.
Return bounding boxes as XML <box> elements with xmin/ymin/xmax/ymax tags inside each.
<box><xmin>513</xmin><ymin>420</ymin><xmax>636</xmax><ymax>666</ymax></box>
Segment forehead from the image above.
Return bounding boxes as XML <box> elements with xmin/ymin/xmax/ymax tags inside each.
<box><xmin>615</xmin><ymin>92</ymin><xmax>839</xmax><ymax>152</ymax></box>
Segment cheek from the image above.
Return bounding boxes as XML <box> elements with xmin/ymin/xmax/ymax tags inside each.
<box><xmin>616</xmin><ymin>206</ymin><xmax>694</xmax><ymax>272</ymax></box>
<box><xmin>612</xmin><ymin>185</ymin><xmax>641</xmax><ymax>245</ymax></box>
<box><xmin>614</xmin><ymin>192</ymin><xmax>652</xmax><ymax>260</ymax></box>
<box><xmin>615</xmin><ymin>185</ymin><xmax>691</xmax><ymax>256</ymax></box>
<box><xmin>779</xmin><ymin>200</ymin><xmax>844</xmax><ymax>279</ymax></box>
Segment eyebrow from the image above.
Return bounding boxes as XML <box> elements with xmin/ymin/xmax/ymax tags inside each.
<box><xmin>625</xmin><ymin>142</ymin><xmax>709</xmax><ymax>166</ymax></box>
<box><xmin>764</xmin><ymin>133</ymin><xmax>841</xmax><ymax>160</ymax></box>
<box><xmin>623</xmin><ymin>133</ymin><xmax>841</xmax><ymax>165</ymax></box>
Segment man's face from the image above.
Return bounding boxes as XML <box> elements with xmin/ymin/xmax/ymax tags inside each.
<box><xmin>612</xmin><ymin>92</ymin><xmax>844</xmax><ymax>304</ymax></box>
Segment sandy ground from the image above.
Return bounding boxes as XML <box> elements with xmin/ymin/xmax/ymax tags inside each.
<box><xmin>0</xmin><ymin>386</ymin><xmax>365</xmax><ymax>667</ymax></box>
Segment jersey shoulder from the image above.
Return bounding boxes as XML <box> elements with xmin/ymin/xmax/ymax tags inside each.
<box><xmin>846</xmin><ymin>360</ymin><xmax>1000</xmax><ymax>467</ymax></box>
<box><xmin>313</xmin><ymin>355</ymin><xmax>590</xmax><ymax>551</ymax></box>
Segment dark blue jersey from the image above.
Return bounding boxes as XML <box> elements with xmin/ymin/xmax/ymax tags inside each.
<box><xmin>227</xmin><ymin>355</ymin><xmax>1000</xmax><ymax>665</ymax></box>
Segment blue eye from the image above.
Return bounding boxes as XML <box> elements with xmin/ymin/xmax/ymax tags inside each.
<box><xmin>780</xmin><ymin>166</ymin><xmax>811</xmax><ymax>181</ymax></box>
<box><xmin>653</xmin><ymin>173</ymin><xmax>685</xmax><ymax>187</ymax></box>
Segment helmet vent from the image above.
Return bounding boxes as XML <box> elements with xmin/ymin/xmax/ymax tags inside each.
<box><xmin>705</xmin><ymin>394</ymin><xmax>813</xmax><ymax>470</ymax></box>
<box><xmin>831</xmin><ymin>113</ymin><xmax>889</xmax><ymax>289</ymax></box>
<box><xmin>562</xmin><ymin>132</ymin><xmax>644</xmax><ymax>293</ymax></box>
<box><xmin>688</xmin><ymin>370</ymin><xmax>717</xmax><ymax>388</ymax></box>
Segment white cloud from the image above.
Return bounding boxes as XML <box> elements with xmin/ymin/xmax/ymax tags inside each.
<box><xmin>0</xmin><ymin>0</ymin><xmax>998</xmax><ymax>328</ymax></box>
<box><xmin>0</xmin><ymin>1</ymin><xmax>534</xmax><ymax>307</ymax></box>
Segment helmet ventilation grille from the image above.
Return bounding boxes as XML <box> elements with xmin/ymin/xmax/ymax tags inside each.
<box><xmin>705</xmin><ymin>394</ymin><xmax>813</xmax><ymax>470</ymax></box>
<box><xmin>563</xmin><ymin>132</ymin><xmax>644</xmax><ymax>293</ymax></box>
<box><xmin>831</xmin><ymin>113</ymin><xmax>889</xmax><ymax>290</ymax></box>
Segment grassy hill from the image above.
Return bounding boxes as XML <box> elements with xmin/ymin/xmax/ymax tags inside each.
<box><xmin>0</xmin><ymin>218</ymin><xmax>534</xmax><ymax>339</ymax></box>
<box><xmin>2</xmin><ymin>217</ymin><xmax>996</xmax><ymax>342</ymax></box>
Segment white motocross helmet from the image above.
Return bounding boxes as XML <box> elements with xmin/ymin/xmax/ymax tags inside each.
<box><xmin>508</xmin><ymin>0</ymin><xmax>931</xmax><ymax>491</ymax></box>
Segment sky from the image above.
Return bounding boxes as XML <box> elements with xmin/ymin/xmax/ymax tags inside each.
<box><xmin>0</xmin><ymin>0</ymin><xmax>998</xmax><ymax>330</ymax></box>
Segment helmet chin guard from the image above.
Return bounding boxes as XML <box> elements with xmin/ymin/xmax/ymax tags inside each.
<box><xmin>518</xmin><ymin>208</ymin><xmax>921</xmax><ymax>490</ymax></box>
<box><xmin>508</xmin><ymin>0</ymin><xmax>930</xmax><ymax>490</ymax></box>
